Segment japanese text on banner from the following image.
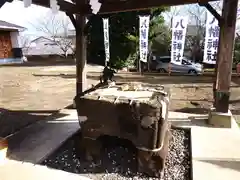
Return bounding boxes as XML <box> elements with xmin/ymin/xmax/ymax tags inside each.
<box><xmin>171</xmin><ymin>16</ymin><xmax>188</xmax><ymax>65</ymax></box>
<box><xmin>203</xmin><ymin>12</ymin><xmax>219</xmax><ymax>64</ymax></box>
<box><xmin>103</xmin><ymin>18</ymin><xmax>110</xmax><ymax>63</ymax></box>
<box><xmin>139</xmin><ymin>16</ymin><xmax>150</xmax><ymax>63</ymax></box>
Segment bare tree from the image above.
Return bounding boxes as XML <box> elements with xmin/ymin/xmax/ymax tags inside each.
<box><xmin>18</xmin><ymin>34</ymin><xmax>33</xmax><ymax>58</ymax></box>
<box><xmin>164</xmin><ymin>6</ymin><xmax>181</xmax><ymax>27</ymax></box>
<box><xmin>19</xmin><ymin>34</ymin><xmax>31</xmax><ymax>48</ymax></box>
<box><xmin>31</xmin><ymin>12</ymin><xmax>75</xmax><ymax>57</ymax></box>
<box><xmin>185</xmin><ymin>2</ymin><xmax>223</xmax><ymax>62</ymax></box>
<box><xmin>185</xmin><ymin>4</ymin><xmax>206</xmax><ymax>62</ymax></box>
<box><xmin>209</xmin><ymin>1</ymin><xmax>223</xmax><ymax>13</ymax></box>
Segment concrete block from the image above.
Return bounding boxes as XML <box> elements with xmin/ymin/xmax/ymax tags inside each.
<box><xmin>192</xmin><ymin>159</ymin><xmax>240</xmax><ymax>180</ymax></box>
<box><xmin>208</xmin><ymin>108</ymin><xmax>232</xmax><ymax>128</ymax></box>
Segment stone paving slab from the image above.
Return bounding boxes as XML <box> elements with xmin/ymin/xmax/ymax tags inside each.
<box><xmin>0</xmin><ymin>159</ymin><xmax>91</xmax><ymax>180</ymax></box>
<box><xmin>168</xmin><ymin>111</ymin><xmax>209</xmax><ymax>128</ymax></box>
<box><xmin>192</xmin><ymin>127</ymin><xmax>240</xmax><ymax>159</ymax></box>
<box><xmin>192</xmin><ymin>159</ymin><xmax>240</xmax><ymax>180</ymax></box>
<box><xmin>168</xmin><ymin>111</ymin><xmax>239</xmax><ymax>129</ymax></box>
<box><xmin>191</xmin><ymin>126</ymin><xmax>240</xmax><ymax>180</ymax></box>
<box><xmin>7</xmin><ymin>109</ymin><xmax>80</xmax><ymax>164</ymax></box>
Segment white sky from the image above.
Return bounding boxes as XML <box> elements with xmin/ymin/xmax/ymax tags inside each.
<box><xmin>1</xmin><ymin>1</ymin><xmax>181</xmax><ymax>36</ymax></box>
<box><xmin>0</xmin><ymin>0</ymin><xmax>72</xmax><ymax>38</ymax></box>
<box><xmin>0</xmin><ymin>1</ymin><xmax>48</xmax><ymax>34</ymax></box>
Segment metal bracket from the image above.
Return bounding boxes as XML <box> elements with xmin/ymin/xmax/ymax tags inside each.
<box><xmin>199</xmin><ymin>3</ymin><xmax>223</xmax><ymax>25</ymax></box>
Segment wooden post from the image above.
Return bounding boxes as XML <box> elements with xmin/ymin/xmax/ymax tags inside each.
<box><xmin>139</xmin><ymin>59</ymin><xmax>142</xmax><ymax>74</ymax></box>
<box><xmin>75</xmin><ymin>14</ymin><xmax>87</xmax><ymax>94</ymax></box>
<box><xmin>215</xmin><ymin>0</ymin><xmax>238</xmax><ymax>112</ymax></box>
<box><xmin>213</xmin><ymin>22</ymin><xmax>221</xmax><ymax>108</ymax></box>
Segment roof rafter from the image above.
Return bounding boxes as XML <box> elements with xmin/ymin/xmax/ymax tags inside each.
<box><xmin>21</xmin><ymin>0</ymin><xmax>219</xmax><ymax>15</ymax></box>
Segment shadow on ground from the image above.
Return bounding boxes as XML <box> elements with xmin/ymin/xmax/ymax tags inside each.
<box><xmin>0</xmin><ymin>109</ymin><xmax>61</xmax><ymax>138</ymax></box>
<box><xmin>169</xmin><ymin>116</ymin><xmax>209</xmax><ymax>127</ymax></box>
<box><xmin>174</xmin><ymin>107</ymin><xmax>210</xmax><ymax>114</ymax></box>
<box><xmin>41</xmin><ymin>128</ymin><xmax>191</xmax><ymax>180</ymax></box>
<box><xmin>4</xmin><ymin>110</ymin><xmax>76</xmax><ymax>163</ymax></box>
<box><xmin>32</xmin><ymin>71</ymin><xmax>240</xmax><ymax>87</ymax></box>
<box><xmin>199</xmin><ymin>159</ymin><xmax>240</xmax><ymax>172</ymax></box>
<box><xmin>33</xmin><ymin>73</ymin><xmax>217</xmax><ymax>85</ymax></box>
<box><xmin>33</xmin><ymin>73</ymin><xmax>76</xmax><ymax>79</ymax></box>
<box><xmin>0</xmin><ymin>60</ymin><xmax>77</xmax><ymax>67</ymax></box>
<box><xmin>87</xmin><ymin>74</ymin><xmax>216</xmax><ymax>85</ymax></box>
<box><xmin>232</xmin><ymin>77</ymin><xmax>240</xmax><ymax>86</ymax></box>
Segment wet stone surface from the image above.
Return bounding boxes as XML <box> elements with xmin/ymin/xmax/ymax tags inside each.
<box><xmin>42</xmin><ymin>128</ymin><xmax>190</xmax><ymax>180</ymax></box>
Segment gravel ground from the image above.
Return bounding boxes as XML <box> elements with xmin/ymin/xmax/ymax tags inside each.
<box><xmin>42</xmin><ymin>128</ymin><xmax>191</xmax><ymax>180</ymax></box>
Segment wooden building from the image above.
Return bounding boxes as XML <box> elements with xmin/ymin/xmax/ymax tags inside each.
<box><xmin>0</xmin><ymin>20</ymin><xmax>25</xmax><ymax>63</ymax></box>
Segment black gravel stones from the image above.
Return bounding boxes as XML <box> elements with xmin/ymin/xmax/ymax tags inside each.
<box><xmin>42</xmin><ymin>128</ymin><xmax>191</xmax><ymax>180</ymax></box>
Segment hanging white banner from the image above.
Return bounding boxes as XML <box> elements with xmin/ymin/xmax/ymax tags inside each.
<box><xmin>171</xmin><ymin>16</ymin><xmax>188</xmax><ymax>65</ymax></box>
<box><xmin>203</xmin><ymin>12</ymin><xmax>220</xmax><ymax>64</ymax></box>
<box><xmin>139</xmin><ymin>16</ymin><xmax>150</xmax><ymax>63</ymax></box>
<box><xmin>103</xmin><ymin>18</ymin><xmax>110</xmax><ymax>63</ymax></box>
<box><xmin>237</xmin><ymin>2</ymin><xmax>240</xmax><ymax>19</ymax></box>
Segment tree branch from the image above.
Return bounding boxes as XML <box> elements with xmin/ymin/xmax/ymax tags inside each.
<box><xmin>30</xmin><ymin>12</ymin><xmax>74</xmax><ymax>57</ymax></box>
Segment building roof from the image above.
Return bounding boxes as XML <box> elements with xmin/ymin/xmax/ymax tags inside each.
<box><xmin>23</xmin><ymin>45</ymin><xmax>73</xmax><ymax>56</ymax></box>
<box><xmin>0</xmin><ymin>20</ymin><xmax>26</xmax><ymax>31</ymax></box>
<box><xmin>22</xmin><ymin>36</ymin><xmax>73</xmax><ymax>56</ymax></box>
<box><xmin>31</xmin><ymin>36</ymin><xmax>53</xmax><ymax>43</ymax></box>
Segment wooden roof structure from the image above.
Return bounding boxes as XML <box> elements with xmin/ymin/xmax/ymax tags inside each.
<box><xmin>26</xmin><ymin>0</ymin><xmax>218</xmax><ymax>15</ymax></box>
<box><xmin>2</xmin><ymin>0</ymin><xmax>239</xmax><ymax>114</ymax></box>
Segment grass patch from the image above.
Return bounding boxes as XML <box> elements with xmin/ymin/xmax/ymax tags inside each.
<box><xmin>204</xmin><ymin>68</ymin><xmax>215</xmax><ymax>72</ymax></box>
<box><xmin>235</xmin><ymin>117</ymin><xmax>240</xmax><ymax>127</ymax></box>
<box><xmin>237</xmin><ymin>121</ymin><xmax>240</xmax><ymax>127</ymax></box>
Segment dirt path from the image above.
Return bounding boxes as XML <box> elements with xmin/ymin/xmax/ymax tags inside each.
<box><xmin>0</xmin><ymin>65</ymin><xmax>99</xmax><ymax>137</ymax></box>
<box><xmin>0</xmin><ymin>64</ymin><xmax>239</xmax><ymax>137</ymax></box>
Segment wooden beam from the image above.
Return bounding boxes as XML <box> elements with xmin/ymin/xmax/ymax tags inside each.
<box><xmin>57</xmin><ymin>0</ymin><xmax>77</xmax><ymax>13</ymax></box>
<box><xmin>66</xmin><ymin>12</ymin><xmax>77</xmax><ymax>29</ymax></box>
<box><xmin>77</xmin><ymin>0</ymin><xmax>217</xmax><ymax>15</ymax></box>
<box><xmin>199</xmin><ymin>3</ymin><xmax>223</xmax><ymax>24</ymax></box>
<box><xmin>18</xmin><ymin>0</ymin><xmax>73</xmax><ymax>12</ymax></box>
<box><xmin>215</xmin><ymin>0</ymin><xmax>238</xmax><ymax>112</ymax></box>
<box><xmin>75</xmin><ymin>13</ymin><xmax>87</xmax><ymax>94</ymax></box>
<box><xmin>19</xmin><ymin>0</ymin><xmax>218</xmax><ymax>15</ymax></box>
<box><xmin>199</xmin><ymin>2</ymin><xmax>222</xmax><ymax>107</ymax></box>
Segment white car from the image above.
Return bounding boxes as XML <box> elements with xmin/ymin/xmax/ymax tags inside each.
<box><xmin>155</xmin><ymin>56</ymin><xmax>203</xmax><ymax>75</ymax></box>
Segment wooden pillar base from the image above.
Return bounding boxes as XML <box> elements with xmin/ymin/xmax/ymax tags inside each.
<box><xmin>215</xmin><ymin>91</ymin><xmax>230</xmax><ymax>113</ymax></box>
<box><xmin>214</xmin><ymin>0</ymin><xmax>238</xmax><ymax>112</ymax></box>
<box><xmin>208</xmin><ymin>107</ymin><xmax>232</xmax><ymax>128</ymax></box>
<box><xmin>213</xmin><ymin>87</ymin><xmax>217</xmax><ymax>107</ymax></box>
